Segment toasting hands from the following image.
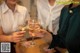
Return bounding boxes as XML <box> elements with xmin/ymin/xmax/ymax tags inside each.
<box><xmin>10</xmin><ymin>31</ymin><xmax>26</xmax><ymax>43</ymax></box>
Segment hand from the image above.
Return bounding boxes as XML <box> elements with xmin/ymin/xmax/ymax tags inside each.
<box><xmin>10</xmin><ymin>31</ymin><xmax>26</xmax><ymax>43</ymax></box>
<box><xmin>55</xmin><ymin>47</ymin><xmax>68</xmax><ymax>53</ymax></box>
<box><xmin>28</xmin><ymin>29</ymin><xmax>44</xmax><ymax>37</ymax></box>
<box><xmin>21</xmin><ymin>41</ymin><xmax>31</xmax><ymax>47</ymax></box>
<box><xmin>34</xmin><ymin>29</ymin><xmax>46</xmax><ymax>38</ymax></box>
<box><xmin>43</xmin><ymin>47</ymin><xmax>56</xmax><ymax>53</ymax></box>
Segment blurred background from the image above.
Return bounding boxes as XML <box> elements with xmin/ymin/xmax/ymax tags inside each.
<box><xmin>0</xmin><ymin>0</ymin><xmax>71</xmax><ymax>13</ymax></box>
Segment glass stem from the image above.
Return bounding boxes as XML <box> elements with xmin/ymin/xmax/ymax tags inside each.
<box><xmin>32</xmin><ymin>36</ymin><xmax>35</xmax><ymax>45</ymax></box>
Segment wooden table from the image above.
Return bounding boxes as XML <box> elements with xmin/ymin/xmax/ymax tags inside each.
<box><xmin>15</xmin><ymin>30</ymin><xmax>68</xmax><ymax>53</ymax></box>
<box><xmin>15</xmin><ymin>38</ymin><xmax>52</xmax><ymax>53</ymax></box>
<box><xmin>15</xmin><ymin>30</ymin><xmax>52</xmax><ymax>53</ymax></box>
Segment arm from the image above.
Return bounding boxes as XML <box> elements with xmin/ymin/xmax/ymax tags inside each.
<box><xmin>0</xmin><ymin>27</ymin><xmax>12</xmax><ymax>42</ymax></box>
<box><xmin>0</xmin><ymin>27</ymin><xmax>26</xmax><ymax>43</ymax></box>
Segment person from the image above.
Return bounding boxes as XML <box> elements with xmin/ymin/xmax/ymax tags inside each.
<box><xmin>37</xmin><ymin>0</ymin><xmax>64</xmax><ymax>35</ymax></box>
<box><xmin>36</xmin><ymin>0</ymin><xmax>64</xmax><ymax>53</ymax></box>
<box><xmin>47</xmin><ymin>0</ymin><xmax>80</xmax><ymax>53</ymax></box>
<box><xmin>0</xmin><ymin>0</ymin><xmax>30</xmax><ymax>53</ymax></box>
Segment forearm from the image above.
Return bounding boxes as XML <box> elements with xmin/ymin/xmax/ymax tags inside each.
<box><xmin>0</xmin><ymin>35</ymin><xmax>12</xmax><ymax>42</ymax></box>
<box><xmin>42</xmin><ymin>30</ymin><xmax>52</xmax><ymax>43</ymax></box>
<box><xmin>0</xmin><ymin>27</ymin><xmax>12</xmax><ymax>42</ymax></box>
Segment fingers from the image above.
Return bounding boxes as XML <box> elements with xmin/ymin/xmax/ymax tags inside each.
<box><xmin>11</xmin><ymin>31</ymin><xmax>26</xmax><ymax>43</ymax></box>
<box><xmin>14</xmin><ymin>39</ymin><xmax>21</xmax><ymax>43</ymax></box>
<box><xmin>11</xmin><ymin>37</ymin><xmax>21</xmax><ymax>43</ymax></box>
<box><xmin>14</xmin><ymin>31</ymin><xmax>26</xmax><ymax>35</ymax></box>
<box><xmin>13</xmin><ymin>31</ymin><xmax>26</xmax><ymax>37</ymax></box>
<box><xmin>22</xmin><ymin>41</ymin><xmax>31</xmax><ymax>47</ymax></box>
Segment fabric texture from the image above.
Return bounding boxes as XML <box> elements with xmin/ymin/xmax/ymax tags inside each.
<box><xmin>49</xmin><ymin>4</ymin><xmax>80</xmax><ymax>53</ymax></box>
<box><xmin>0</xmin><ymin>2</ymin><xmax>30</xmax><ymax>34</ymax></box>
<box><xmin>37</xmin><ymin>0</ymin><xmax>64</xmax><ymax>35</ymax></box>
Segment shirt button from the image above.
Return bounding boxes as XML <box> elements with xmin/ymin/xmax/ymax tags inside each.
<box><xmin>69</xmin><ymin>10</ymin><xmax>73</xmax><ymax>13</ymax></box>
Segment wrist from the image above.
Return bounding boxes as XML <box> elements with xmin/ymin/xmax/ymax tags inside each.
<box><xmin>8</xmin><ymin>35</ymin><xmax>13</xmax><ymax>42</ymax></box>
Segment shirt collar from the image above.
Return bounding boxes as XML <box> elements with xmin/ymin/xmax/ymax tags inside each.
<box><xmin>14</xmin><ymin>4</ymin><xmax>21</xmax><ymax>13</ymax></box>
<box><xmin>1</xmin><ymin>2</ymin><xmax>9</xmax><ymax>14</ymax></box>
<box><xmin>1</xmin><ymin>2</ymin><xmax>21</xmax><ymax>14</ymax></box>
<box><xmin>47</xmin><ymin>0</ymin><xmax>57</xmax><ymax>9</ymax></box>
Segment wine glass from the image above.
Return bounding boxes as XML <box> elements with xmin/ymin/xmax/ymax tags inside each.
<box><xmin>18</xmin><ymin>25</ymin><xmax>27</xmax><ymax>42</ymax></box>
<box><xmin>18</xmin><ymin>24</ymin><xmax>35</xmax><ymax>48</ymax></box>
<box><xmin>27</xmin><ymin>18</ymin><xmax>41</xmax><ymax>46</ymax></box>
<box><xmin>18</xmin><ymin>18</ymin><xmax>41</xmax><ymax>47</ymax></box>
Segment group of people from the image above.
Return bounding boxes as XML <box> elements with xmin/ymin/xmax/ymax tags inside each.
<box><xmin>0</xmin><ymin>0</ymin><xmax>80</xmax><ymax>53</ymax></box>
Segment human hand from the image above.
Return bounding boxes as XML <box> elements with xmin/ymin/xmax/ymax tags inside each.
<box><xmin>43</xmin><ymin>47</ymin><xmax>56</xmax><ymax>53</ymax></box>
<box><xmin>55</xmin><ymin>47</ymin><xmax>68</xmax><ymax>53</ymax></box>
<box><xmin>34</xmin><ymin>29</ymin><xmax>46</xmax><ymax>38</ymax></box>
<box><xmin>21</xmin><ymin>41</ymin><xmax>31</xmax><ymax>47</ymax></box>
<box><xmin>10</xmin><ymin>31</ymin><xmax>26</xmax><ymax>43</ymax></box>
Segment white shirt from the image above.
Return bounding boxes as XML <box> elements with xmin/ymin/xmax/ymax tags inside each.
<box><xmin>0</xmin><ymin>2</ymin><xmax>30</xmax><ymax>34</ymax></box>
<box><xmin>37</xmin><ymin>0</ymin><xmax>64</xmax><ymax>35</ymax></box>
